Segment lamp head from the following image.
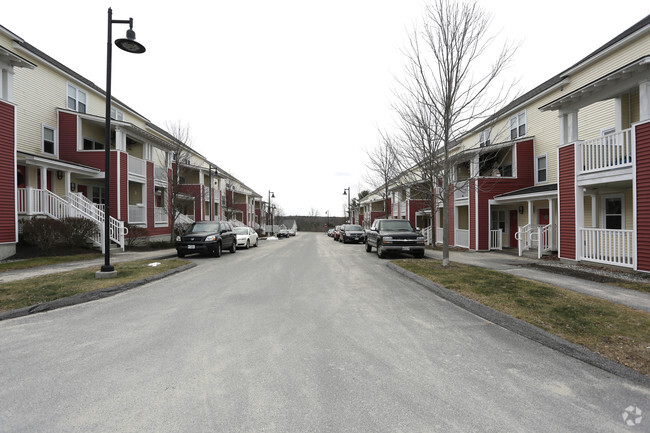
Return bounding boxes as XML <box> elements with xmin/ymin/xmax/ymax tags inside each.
<box><xmin>115</xmin><ymin>25</ymin><xmax>146</xmax><ymax>53</ymax></box>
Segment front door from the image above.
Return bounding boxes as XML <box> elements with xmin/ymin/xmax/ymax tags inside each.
<box><xmin>539</xmin><ymin>208</ymin><xmax>549</xmax><ymax>226</ymax></box>
<box><xmin>509</xmin><ymin>210</ymin><xmax>518</xmax><ymax>248</ymax></box>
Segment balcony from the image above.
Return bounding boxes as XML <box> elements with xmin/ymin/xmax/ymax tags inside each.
<box><xmin>128</xmin><ymin>204</ymin><xmax>146</xmax><ymax>224</ymax></box>
<box><xmin>580</xmin><ymin>228</ymin><xmax>633</xmax><ymax>268</ymax></box>
<box><xmin>128</xmin><ymin>155</ymin><xmax>147</xmax><ymax>179</ymax></box>
<box><xmin>454</xmin><ymin>182</ymin><xmax>469</xmax><ymax>201</ymax></box>
<box><xmin>578</xmin><ymin>129</ymin><xmax>633</xmax><ymax>185</ymax></box>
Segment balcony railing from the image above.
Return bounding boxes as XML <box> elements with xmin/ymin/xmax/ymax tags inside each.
<box><xmin>154</xmin><ymin>207</ymin><xmax>168</xmax><ymax>224</ymax></box>
<box><xmin>154</xmin><ymin>165</ymin><xmax>168</xmax><ymax>183</ymax></box>
<box><xmin>581</xmin><ymin>228</ymin><xmax>633</xmax><ymax>268</ymax></box>
<box><xmin>128</xmin><ymin>204</ymin><xmax>146</xmax><ymax>224</ymax></box>
<box><xmin>455</xmin><ymin>181</ymin><xmax>469</xmax><ymax>200</ymax></box>
<box><xmin>455</xmin><ymin>229</ymin><xmax>469</xmax><ymax>248</ymax></box>
<box><xmin>580</xmin><ymin>129</ymin><xmax>633</xmax><ymax>173</ymax></box>
<box><xmin>128</xmin><ymin>155</ymin><xmax>147</xmax><ymax>178</ymax></box>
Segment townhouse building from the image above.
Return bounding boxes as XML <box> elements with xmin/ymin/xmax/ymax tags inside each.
<box><xmin>360</xmin><ymin>15</ymin><xmax>650</xmax><ymax>272</ymax></box>
<box><xmin>0</xmin><ymin>24</ymin><xmax>261</xmax><ymax>260</ymax></box>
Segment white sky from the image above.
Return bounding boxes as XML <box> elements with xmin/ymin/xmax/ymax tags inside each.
<box><xmin>4</xmin><ymin>1</ymin><xmax>649</xmax><ymax>216</ymax></box>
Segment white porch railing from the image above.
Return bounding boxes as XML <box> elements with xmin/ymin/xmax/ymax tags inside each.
<box><xmin>455</xmin><ymin>181</ymin><xmax>469</xmax><ymax>200</ymax></box>
<box><xmin>154</xmin><ymin>207</ymin><xmax>168</xmax><ymax>224</ymax></box>
<box><xmin>128</xmin><ymin>205</ymin><xmax>146</xmax><ymax>224</ymax></box>
<box><xmin>18</xmin><ymin>188</ymin><xmax>126</xmax><ymax>251</ymax></box>
<box><xmin>581</xmin><ymin>228</ymin><xmax>634</xmax><ymax>268</ymax></box>
<box><xmin>436</xmin><ymin>227</ymin><xmax>444</xmax><ymax>245</ymax></box>
<box><xmin>455</xmin><ymin>229</ymin><xmax>469</xmax><ymax>248</ymax></box>
<box><xmin>154</xmin><ymin>164</ymin><xmax>168</xmax><ymax>183</ymax></box>
<box><xmin>580</xmin><ymin>129</ymin><xmax>633</xmax><ymax>173</ymax></box>
<box><xmin>516</xmin><ymin>224</ymin><xmax>533</xmax><ymax>256</ymax></box>
<box><xmin>128</xmin><ymin>155</ymin><xmax>147</xmax><ymax>178</ymax></box>
<box><xmin>421</xmin><ymin>226</ymin><xmax>433</xmax><ymax>245</ymax></box>
<box><xmin>490</xmin><ymin>229</ymin><xmax>503</xmax><ymax>250</ymax></box>
<box><xmin>175</xmin><ymin>212</ymin><xmax>194</xmax><ymax>226</ymax></box>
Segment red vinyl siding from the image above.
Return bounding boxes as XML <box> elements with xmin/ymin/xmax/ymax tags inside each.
<box><xmin>558</xmin><ymin>145</ymin><xmax>576</xmax><ymax>260</ymax></box>
<box><xmin>408</xmin><ymin>199</ymin><xmax>428</xmax><ymax>228</ymax></box>
<box><xmin>0</xmin><ymin>101</ymin><xmax>16</xmax><ymax>243</ymax></box>
<box><xmin>635</xmin><ymin>121</ymin><xmax>650</xmax><ymax>272</ymax></box>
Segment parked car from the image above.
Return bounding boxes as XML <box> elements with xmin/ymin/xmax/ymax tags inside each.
<box><xmin>277</xmin><ymin>229</ymin><xmax>290</xmax><ymax>238</ymax></box>
<box><xmin>176</xmin><ymin>221</ymin><xmax>237</xmax><ymax>258</ymax></box>
<box><xmin>365</xmin><ymin>219</ymin><xmax>425</xmax><ymax>258</ymax></box>
<box><xmin>339</xmin><ymin>224</ymin><xmax>366</xmax><ymax>244</ymax></box>
<box><xmin>327</xmin><ymin>228</ymin><xmax>335</xmax><ymax>237</ymax></box>
<box><xmin>234</xmin><ymin>226</ymin><xmax>259</xmax><ymax>249</ymax></box>
<box><xmin>333</xmin><ymin>225</ymin><xmax>341</xmax><ymax>241</ymax></box>
<box><xmin>289</xmin><ymin>229</ymin><xmax>296</xmax><ymax>236</ymax></box>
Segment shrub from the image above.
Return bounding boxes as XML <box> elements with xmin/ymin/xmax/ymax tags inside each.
<box><xmin>21</xmin><ymin>218</ymin><xmax>66</xmax><ymax>251</ymax></box>
<box><xmin>126</xmin><ymin>224</ymin><xmax>149</xmax><ymax>248</ymax></box>
<box><xmin>61</xmin><ymin>217</ymin><xmax>99</xmax><ymax>247</ymax></box>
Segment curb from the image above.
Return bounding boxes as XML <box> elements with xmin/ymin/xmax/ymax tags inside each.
<box><xmin>0</xmin><ymin>263</ymin><xmax>196</xmax><ymax>322</ymax></box>
<box><xmin>387</xmin><ymin>261</ymin><xmax>650</xmax><ymax>388</ymax></box>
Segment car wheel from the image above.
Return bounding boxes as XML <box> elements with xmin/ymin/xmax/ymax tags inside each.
<box><xmin>214</xmin><ymin>242</ymin><xmax>222</xmax><ymax>258</ymax></box>
<box><xmin>365</xmin><ymin>242</ymin><xmax>372</xmax><ymax>253</ymax></box>
<box><xmin>413</xmin><ymin>251</ymin><xmax>425</xmax><ymax>258</ymax></box>
<box><xmin>254</xmin><ymin>238</ymin><xmax>258</xmax><ymax>247</ymax></box>
<box><xmin>177</xmin><ymin>251</ymin><xmax>185</xmax><ymax>258</ymax></box>
<box><xmin>377</xmin><ymin>244</ymin><xmax>387</xmax><ymax>259</ymax></box>
<box><xmin>245</xmin><ymin>240</ymin><xmax>250</xmax><ymax>249</ymax></box>
<box><xmin>230</xmin><ymin>241</ymin><xmax>236</xmax><ymax>253</ymax></box>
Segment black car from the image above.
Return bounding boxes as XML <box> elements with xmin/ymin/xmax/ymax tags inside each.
<box><xmin>339</xmin><ymin>224</ymin><xmax>366</xmax><ymax>243</ymax></box>
<box><xmin>176</xmin><ymin>221</ymin><xmax>237</xmax><ymax>258</ymax></box>
<box><xmin>277</xmin><ymin>229</ymin><xmax>290</xmax><ymax>238</ymax></box>
<box><xmin>365</xmin><ymin>219</ymin><xmax>425</xmax><ymax>258</ymax></box>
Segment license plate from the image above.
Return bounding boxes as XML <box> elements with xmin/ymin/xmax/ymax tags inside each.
<box><xmin>188</xmin><ymin>245</ymin><xmax>195</xmax><ymax>249</ymax></box>
<box><xmin>402</xmin><ymin>247</ymin><xmax>410</xmax><ymax>251</ymax></box>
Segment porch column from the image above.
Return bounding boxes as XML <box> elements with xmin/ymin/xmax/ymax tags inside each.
<box><xmin>114</xmin><ymin>127</ymin><xmax>125</xmax><ymax>151</ymax></box>
<box><xmin>559</xmin><ymin>110</ymin><xmax>579</xmax><ymax>145</ymax></box>
<box><xmin>39</xmin><ymin>166</ymin><xmax>48</xmax><ymax>189</ymax></box>
<box><xmin>640</xmin><ymin>80</ymin><xmax>650</xmax><ymax>122</ymax></box>
<box><xmin>65</xmin><ymin>171</ymin><xmax>71</xmax><ymax>196</ymax></box>
<box><xmin>549</xmin><ymin>198</ymin><xmax>555</xmax><ymax>250</ymax></box>
<box><xmin>527</xmin><ymin>200</ymin><xmax>533</xmax><ymax>225</ymax></box>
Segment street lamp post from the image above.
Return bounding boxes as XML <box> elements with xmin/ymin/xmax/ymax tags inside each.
<box><xmin>267</xmin><ymin>190</ymin><xmax>275</xmax><ymax>235</ymax></box>
<box><xmin>342</xmin><ymin>187</ymin><xmax>351</xmax><ymax>223</ymax></box>
<box><xmin>98</xmin><ymin>8</ymin><xmax>145</xmax><ymax>278</ymax></box>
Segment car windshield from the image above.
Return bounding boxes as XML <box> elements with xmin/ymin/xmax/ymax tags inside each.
<box><xmin>345</xmin><ymin>225</ymin><xmax>363</xmax><ymax>231</ymax></box>
<box><xmin>187</xmin><ymin>222</ymin><xmax>220</xmax><ymax>233</ymax></box>
<box><xmin>380</xmin><ymin>220</ymin><xmax>414</xmax><ymax>231</ymax></box>
<box><xmin>234</xmin><ymin>227</ymin><xmax>249</xmax><ymax>235</ymax></box>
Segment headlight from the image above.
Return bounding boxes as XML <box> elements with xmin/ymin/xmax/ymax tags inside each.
<box><xmin>175</xmin><ymin>236</ymin><xmax>181</xmax><ymax>242</ymax></box>
<box><xmin>417</xmin><ymin>236</ymin><xmax>425</xmax><ymax>242</ymax></box>
<box><xmin>205</xmin><ymin>235</ymin><xmax>217</xmax><ymax>241</ymax></box>
<box><xmin>382</xmin><ymin>236</ymin><xmax>393</xmax><ymax>244</ymax></box>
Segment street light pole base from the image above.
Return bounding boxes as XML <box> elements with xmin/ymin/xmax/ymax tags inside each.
<box><xmin>96</xmin><ymin>266</ymin><xmax>117</xmax><ymax>279</ymax></box>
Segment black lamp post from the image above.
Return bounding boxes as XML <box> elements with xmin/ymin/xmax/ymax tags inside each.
<box><xmin>99</xmin><ymin>8</ymin><xmax>145</xmax><ymax>277</ymax></box>
<box><xmin>267</xmin><ymin>190</ymin><xmax>275</xmax><ymax>235</ymax></box>
<box><xmin>343</xmin><ymin>187</ymin><xmax>350</xmax><ymax>223</ymax></box>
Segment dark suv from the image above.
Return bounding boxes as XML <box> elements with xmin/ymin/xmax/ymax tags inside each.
<box><xmin>339</xmin><ymin>224</ymin><xmax>366</xmax><ymax>244</ymax></box>
<box><xmin>365</xmin><ymin>219</ymin><xmax>425</xmax><ymax>258</ymax></box>
<box><xmin>176</xmin><ymin>221</ymin><xmax>237</xmax><ymax>258</ymax></box>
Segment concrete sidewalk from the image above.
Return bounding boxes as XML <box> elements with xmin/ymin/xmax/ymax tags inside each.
<box><xmin>0</xmin><ymin>248</ymin><xmax>178</xmax><ymax>285</ymax></box>
<box><xmin>424</xmin><ymin>249</ymin><xmax>650</xmax><ymax>313</ymax></box>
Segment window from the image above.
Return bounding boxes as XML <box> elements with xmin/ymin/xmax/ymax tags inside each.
<box><xmin>92</xmin><ymin>186</ymin><xmax>105</xmax><ymax>205</ymax></box>
<box><xmin>43</xmin><ymin>125</ymin><xmax>55</xmax><ymax>155</ymax></box>
<box><xmin>110</xmin><ymin>107</ymin><xmax>124</xmax><ymax>121</ymax></box>
<box><xmin>510</xmin><ymin>111</ymin><xmax>526</xmax><ymax>140</ymax></box>
<box><xmin>603</xmin><ymin>196</ymin><xmax>624</xmax><ymax>230</ymax></box>
<box><xmin>479</xmin><ymin>128</ymin><xmax>491</xmax><ymax>147</ymax></box>
<box><xmin>83</xmin><ymin>138</ymin><xmax>104</xmax><ymax>150</ymax></box>
<box><xmin>67</xmin><ymin>83</ymin><xmax>87</xmax><ymax>113</ymax></box>
<box><xmin>491</xmin><ymin>210</ymin><xmax>506</xmax><ymax>232</ymax></box>
<box><xmin>536</xmin><ymin>155</ymin><xmax>547</xmax><ymax>183</ymax></box>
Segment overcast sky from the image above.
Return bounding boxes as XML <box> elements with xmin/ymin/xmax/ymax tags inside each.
<box><xmin>4</xmin><ymin>1</ymin><xmax>648</xmax><ymax>216</ymax></box>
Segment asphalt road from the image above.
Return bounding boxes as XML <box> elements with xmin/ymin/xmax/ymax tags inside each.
<box><xmin>0</xmin><ymin>233</ymin><xmax>648</xmax><ymax>432</ymax></box>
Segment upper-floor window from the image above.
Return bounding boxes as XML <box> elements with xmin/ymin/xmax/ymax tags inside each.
<box><xmin>536</xmin><ymin>155</ymin><xmax>547</xmax><ymax>183</ymax></box>
<box><xmin>42</xmin><ymin>125</ymin><xmax>56</xmax><ymax>155</ymax></box>
<box><xmin>479</xmin><ymin>128</ymin><xmax>491</xmax><ymax>147</ymax></box>
<box><xmin>111</xmin><ymin>107</ymin><xmax>124</xmax><ymax>121</ymax></box>
<box><xmin>67</xmin><ymin>83</ymin><xmax>87</xmax><ymax>113</ymax></box>
<box><xmin>510</xmin><ymin>111</ymin><xmax>526</xmax><ymax>140</ymax></box>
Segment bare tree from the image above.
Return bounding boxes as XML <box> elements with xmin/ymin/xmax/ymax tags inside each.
<box><xmin>308</xmin><ymin>208</ymin><xmax>320</xmax><ymax>217</ymax></box>
<box><xmin>396</xmin><ymin>0</ymin><xmax>517</xmax><ymax>266</ymax></box>
<box><xmin>364</xmin><ymin>129</ymin><xmax>400</xmax><ymax>221</ymax></box>
<box><xmin>164</xmin><ymin>121</ymin><xmax>195</xmax><ymax>243</ymax></box>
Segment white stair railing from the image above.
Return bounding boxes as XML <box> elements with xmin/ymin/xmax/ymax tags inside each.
<box><xmin>537</xmin><ymin>224</ymin><xmax>554</xmax><ymax>259</ymax></box>
<box><xmin>67</xmin><ymin>192</ymin><xmax>127</xmax><ymax>251</ymax></box>
<box><xmin>515</xmin><ymin>224</ymin><xmax>532</xmax><ymax>256</ymax></box>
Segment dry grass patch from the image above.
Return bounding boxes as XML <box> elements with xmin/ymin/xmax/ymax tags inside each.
<box><xmin>0</xmin><ymin>259</ymin><xmax>190</xmax><ymax>313</ymax></box>
<box><xmin>395</xmin><ymin>258</ymin><xmax>650</xmax><ymax>377</ymax></box>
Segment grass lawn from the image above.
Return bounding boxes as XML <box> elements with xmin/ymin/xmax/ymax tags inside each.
<box><xmin>0</xmin><ymin>258</ymin><xmax>191</xmax><ymax>314</ymax></box>
<box><xmin>394</xmin><ymin>258</ymin><xmax>650</xmax><ymax>378</ymax></box>
<box><xmin>0</xmin><ymin>253</ymin><xmax>103</xmax><ymax>272</ymax></box>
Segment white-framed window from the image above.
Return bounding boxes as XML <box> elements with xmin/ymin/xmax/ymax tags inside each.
<box><xmin>83</xmin><ymin>138</ymin><xmax>104</xmax><ymax>150</ymax></box>
<box><xmin>510</xmin><ymin>111</ymin><xmax>526</xmax><ymax>140</ymax></box>
<box><xmin>603</xmin><ymin>194</ymin><xmax>624</xmax><ymax>230</ymax></box>
<box><xmin>67</xmin><ymin>83</ymin><xmax>87</xmax><ymax>113</ymax></box>
<box><xmin>111</xmin><ymin>107</ymin><xmax>124</xmax><ymax>121</ymax></box>
<box><xmin>536</xmin><ymin>155</ymin><xmax>547</xmax><ymax>184</ymax></box>
<box><xmin>42</xmin><ymin>125</ymin><xmax>56</xmax><ymax>155</ymax></box>
<box><xmin>92</xmin><ymin>186</ymin><xmax>105</xmax><ymax>205</ymax></box>
<box><xmin>479</xmin><ymin>128</ymin><xmax>491</xmax><ymax>147</ymax></box>
<box><xmin>491</xmin><ymin>209</ymin><xmax>506</xmax><ymax>232</ymax></box>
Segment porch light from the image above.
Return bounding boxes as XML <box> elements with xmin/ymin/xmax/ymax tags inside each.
<box><xmin>97</xmin><ymin>8</ymin><xmax>146</xmax><ymax>279</ymax></box>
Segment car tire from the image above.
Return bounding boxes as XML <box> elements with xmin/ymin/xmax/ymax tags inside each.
<box><xmin>245</xmin><ymin>240</ymin><xmax>250</xmax><ymax>249</ymax></box>
<box><xmin>365</xmin><ymin>242</ymin><xmax>372</xmax><ymax>253</ymax></box>
<box><xmin>377</xmin><ymin>244</ymin><xmax>387</xmax><ymax>259</ymax></box>
<box><xmin>254</xmin><ymin>238</ymin><xmax>258</xmax><ymax>247</ymax></box>
<box><xmin>230</xmin><ymin>241</ymin><xmax>236</xmax><ymax>253</ymax></box>
<box><xmin>413</xmin><ymin>251</ymin><xmax>425</xmax><ymax>258</ymax></box>
<box><xmin>214</xmin><ymin>242</ymin><xmax>222</xmax><ymax>258</ymax></box>
<box><xmin>177</xmin><ymin>251</ymin><xmax>185</xmax><ymax>258</ymax></box>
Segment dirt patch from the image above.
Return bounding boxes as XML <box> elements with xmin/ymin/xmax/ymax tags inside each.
<box><xmin>522</xmin><ymin>262</ymin><xmax>650</xmax><ymax>285</ymax></box>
